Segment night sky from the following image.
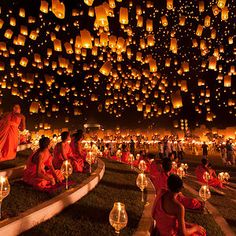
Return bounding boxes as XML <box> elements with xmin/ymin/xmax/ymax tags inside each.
<box><xmin>0</xmin><ymin>0</ymin><xmax>235</xmax><ymax>130</ymax></box>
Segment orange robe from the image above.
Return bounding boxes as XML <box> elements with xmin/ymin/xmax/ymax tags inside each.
<box><xmin>153</xmin><ymin>190</ymin><xmax>206</xmax><ymax>236</ymax></box>
<box><xmin>23</xmin><ymin>150</ymin><xmax>64</xmax><ymax>190</ymax></box>
<box><xmin>0</xmin><ymin>112</ymin><xmax>22</xmax><ymax>162</ymax></box>
<box><xmin>121</xmin><ymin>151</ymin><xmax>130</xmax><ymax>163</ymax></box>
<box><xmin>195</xmin><ymin>164</ymin><xmax>223</xmax><ymax>188</ymax></box>
<box><xmin>70</xmin><ymin>139</ymin><xmax>85</xmax><ymax>172</ymax></box>
<box><xmin>133</xmin><ymin>156</ymin><xmax>151</xmax><ymax>172</ymax></box>
<box><xmin>152</xmin><ymin>169</ymin><xmax>203</xmax><ymax>210</ymax></box>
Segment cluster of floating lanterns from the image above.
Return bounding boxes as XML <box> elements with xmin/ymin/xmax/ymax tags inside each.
<box><xmin>0</xmin><ymin>0</ymin><xmax>234</xmax><ymax>126</ymax></box>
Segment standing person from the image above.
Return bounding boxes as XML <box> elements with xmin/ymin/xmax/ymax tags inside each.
<box><xmin>171</xmin><ymin>140</ymin><xmax>177</xmax><ymax>158</ymax></box>
<box><xmin>0</xmin><ymin>104</ymin><xmax>26</xmax><ymax>162</ymax></box>
<box><xmin>220</xmin><ymin>144</ymin><xmax>227</xmax><ymax>166</ymax></box>
<box><xmin>158</xmin><ymin>141</ymin><xmax>164</xmax><ymax>159</ymax></box>
<box><xmin>152</xmin><ymin>174</ymin><xmax>206</xmax><ymax>236</ymax></box>
<box><xmin>226</xmin><ymin>140</ymin><xmax>235</xmax><ymax>165</ymax></box>
<box><xmin>201</xmin><ymin>142</ymin><xmax>208</xmax><ymax>159</ymax></box>
<box><xmin>130</xmin><ymin>138</ymin><xmax>135</xmax><ymax>155</ymax></box>
<box><xmin>177</xmin><ymin>140</ymin><xmax>184</xmax><ymax>160</ymax></box>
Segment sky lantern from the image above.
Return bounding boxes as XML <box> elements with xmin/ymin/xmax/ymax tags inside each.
<box><xmin>171</xmin><ymin>90</ymin><xmax>183</xmax><ymax>109</ymax></box>
<box><xmin>0</xmin><ymin>19</ymin><xmax>4</xmax><ymax>29</ymax></box>
<box><xmin>20</xmin><ymin>57</ymin><xmax>28</xmax><ymax>67</ymax></box>
<box><xmin>95</xmin><ymin>5</ymin><xmax>108</xmax><ymax>27</ymax></box>
<box><xmin>170</xmin><ymin>38</ymin><xmax>177</xmax><ymax>53</ymax></box>
<box><xmin>137</xmin><ymin>15</ymin><xmax>143</xmax><ymax>27</ymax></box>
<box><xmin>80</xmin><ymin>29</ymin><xmax>92</xmax><ymax>49</ymax></box>
<box><xmin>208</xmin><ymin>56</ymin><xmax>217</xmax><ymax>70</ymax></box>
<box><xmin>224</xmin><ymin>75</ymin><xmax>231</xmax><ymax>87</ymax></box>
<box><xmin>204</xmin><ymin>15</ymin><xmax>211</xmax><ymax>27</ymax></box>
<box><xmin>166</xmin><ymin>0</ymin><xmax>173</xmax><ymax>10</ymax></box>
<box><xmin>84</xmin><ymin>0</ymin><xmax>94</xmax><ymax>7</ymax></box>
<box><xmin>196</xmin><ymin>24</ymin><xmax>203</xmax><ymax>36</ymax></box>
<box><xmin>99</xmin><ymin>61</ymin><xmax>112</xmax><ymax>76</ymax></box>
<box><xmin>30</xmin><ymin>102</ymin><xmax>40</xmax><ymax>113</ymax></box>
<box><xmin>161</xmin><ymin>16</ymin><xmax>168</xmax><ymax>26</ymax></box>
<box><xmin>181</xmin><ymin>62</ymin><xmax>189</xmax><ymax>72</ymax></box>
<box><xmin>199</xmin><ymin>1</ymin><xmax>205</xmax><ymax>12</ymax></box>
<box><xmin>146</xmin><ymin>19</ymin><xmax>153</xmax><ymax>32</ymax></box>
<box><xmin>179</xmin><ymin>16</ymin><xmax>186</xmax><ymax>26</ymax></box>
<box><xmin>119</xmin><ymin>7</ymin><xmax>129</xmax><ymax>25</ymax></box>
<box><xmin>54</xmin><ymin>39</ymin><xmax>62</xmax><ymax>51</ymax></box>
<box><xmin>221</xmin><ymin>7</ymin><xmax>229</xmax><ymax>21</ymax></box>
<box><xmin>149</xmin><ymin>59</ymin><xmax>157</xmax><ymax>72</ymax></box>
<box><xmin>52</xmin><ymin>0</ymin><xmax>65</xmax><ymax>19</ymax></box>
<box><xmin>217</xmin><ymin>0</ymin><xmax>227</xmax><ymax>9</ymax></box>
<box><xmin>40</xmin><ymin>0</ymin><xmax>48</xmax><ymax>13</ymax></box>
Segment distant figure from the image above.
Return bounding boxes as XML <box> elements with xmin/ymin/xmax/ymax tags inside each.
<box><xmin>171</xmin><ymin>141</ymin><xmax>177</xmax><ymax>158</ymax></box>
<box><xmin>152</xmin><ymin>175</ymin><xmax>206</xmax><ymax>236</ymax></box>
<box><xmin>0</xmin><ymin>104</ymin><xmax>26</xmax><ymax>162</ymax></box>
<box><xmin>158</xmin><ymin>141</ymin><xmax>164</xmax><ymax>159</ymax></box>
<box><xmin>226</xmin><ymin>140</ymin><xmax>235</xmax><ymax>165</ymax></box>
<box><xmin>23</xmin><ymin>137</ymin><xmax>64</xmax><ymax>190</ymax></box>
<box><xmin>220</xmin><ymin>144</ymin><xmax>227</xmax><ymax>165</ymax></box>
<box><xmin>130</xmin><ymin>138</ymin><xmax>135</xmax><ymax>155</ymax></box>
<box><xmin>177</xmin><ymin>140</ymin><xmax>184</xmax><ymax>160</ymax></box>
<box><xmin>201</xmin><ymin>142</ymin><xmax>208</xmax><ymax>158</ymax></box>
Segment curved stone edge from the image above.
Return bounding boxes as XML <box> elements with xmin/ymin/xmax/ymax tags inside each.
<box><xmin>0</xmin><ymin>159</ymin><xmax>105</xmax><ymax>236</ymax></box>
<box><xmin>184</xmin><ymin>182</ymin><xmax>235</xmax><ymax>236</ymax></box>
<box><xmin>133</xmin><ymin>177</ymin><xmax>156</xmax><ymax>236</ymax></box>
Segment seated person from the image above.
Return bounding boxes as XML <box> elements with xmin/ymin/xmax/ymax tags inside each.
<box><xmin>53</xmin><ymin>131</ymin><xmax>83</xmax><ymax>172</ymax></box>
<box><xmin>23</xmin><ymin>137</ymin><xmax>64</xmax><ymax>190</ymax></box>
<box><xmin>195</xmin><ymin>159</ymin><xmax>223</xmax><ymax>188</ymax></box>
<box><xmin>150</xmin><ymin>156</ymin><xmax>162</xmax><ymax>180</ymax></box>
<box><xmin>121</xmin><ymin>144</ymin><xmax>130</xmax><ymax>163</ymax></box>
<box><xmin>152</xmin><ymin>158</ymin><xmax>203</xmax><ymax>210</ymax></box>
<box><xmin>103</xmin><ymin>143</ymin><xmax>111</xmax><ymax>159</ymax></box>
<box><xmin>133</xmin><ymin>150</ymin><xmax>151</xmax><ymax>172</ymax></box>
<box><xmin>70</xmin><ymin>130</ymin><xmax>86</xmax><ymax>162</ymax></box>
<box><xmin>152</xmin><ymin>174</ymin><xmax>206</xmax><ymax>236</ymax></box>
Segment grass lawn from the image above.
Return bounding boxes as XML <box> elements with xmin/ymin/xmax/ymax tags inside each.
<box><xmin>0</xmin><ymin>149</ymin><xmax>32</xmax><ymax>170</ymax></box>
<box><xmin>1</xmin><ymin>166</ymin><xmax>96</xmax><ymax>220</ymax></box>
<box><xmin>22</xmin><ymin>159</ymin><xmax>145</xmax><ymax>236</ymax></box>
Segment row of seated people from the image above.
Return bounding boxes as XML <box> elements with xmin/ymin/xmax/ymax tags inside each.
<box><xmin>23</xmin><ymin>131</ymin><xmax>86</xmax><ymax>190</ymax></box>
<box><xmin>150</xmin><ymin>158</ymin><xmax>206</xmax><ymax>235</ymax></box>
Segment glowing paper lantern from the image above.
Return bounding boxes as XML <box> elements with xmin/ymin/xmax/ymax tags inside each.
<box><xmin>224</xmin><ymin>75</ymin><xmax>231</xmax><ymax>87</ymax></box>
<box><xmin>171</xmin><ymin>90</ymin><xmax>183</xmax><ymax>109</ymax></box>
<box><xmin>217</xmin><ymin>0</ymin><xmax>227</xmax><ymax>9</ymax></box>
<box><xmin>54</xmin><ymin>39</ymin><xmax>62</xmax><ymax>51</ymax></box>
<box><xmin>208</xmin><ymin>56</ymin><xmax>217</xmax><ymax>70</ymax></box>
<box><xmin>221</xmin><ymin>7</ymin><xmax>229</xmax><ymax>21</ymax></box>
<box><xmin>80</xmin><ymin>29</ymin><xmax>92</xmax><ymax>49</ymax></box>
<box><xmin>166</xmin><ymin>0</ymin><xmax>173</xmax><ymax>10</ymax></box>
<box><xmin>30</xmin><ymin>102</ymin><xmax>40</xmax><ymax>113</ymax></box>
<box><xmin>40</xmin><ymin>0</ymin><xmax>49</xmax><ymax>13</ymax></box>
<box><xmin>52</xmin><ymin>0</ymin><xmax>65</xmax><ymax>19</ymax></box>
<box><xmin>199</xmin><ymin>1</ymin><xmax>205</xmax><ymax>12</ymax></box>
<box><xmin>95</xmin><ymin>5</ymin><xmax>108</xmax><ymax>27</ymax></box>
<box><xmin>196</xmin><ymin>24</ymin><xmax>203</xmax><ymax>36</ymax></box>
<box><xmin>20</xmin><ymin>57</ymin><xmax>28</xmax><ymax>67</ymax></box>
<box><xmin>119</xmin><ymin>7</ymin><xmax>128</xmax><ymax>24</ymax></box>
<box><xmin>99</xmin><ymin>61</ymin><xmax>112</xmax><ymax>76</ymax></box>
<box><xmin>149</xmin><ymin>59</ymin><xmax>157</xmax><ymax>72</ymax></box>
<box><xmin>84</xmin><ymin>0</ymin><xmax>94</xmax><ymax>6</ymax></box>
<box><xmin>161</xmin><ymin>16</ymin><xmax>168</xmax><ymax>26</ymax></box>
<box><xmin>146</xmin><ymin>19</ymin><xmax>153</xmax><ymax>32</ymax></box>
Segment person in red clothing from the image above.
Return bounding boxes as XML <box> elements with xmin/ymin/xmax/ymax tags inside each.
<box><xmin>53</xmin><ymin>131</ymin><xmax>84</xmax><ymax>172</ymax></box>
<box><xmin>195</xmin><ymin>159</ymin><xmax>223</xmax><ymax>188</ymax></box>
<box><xmin>152</xmin><ymin>174</ymin><xmax>206</xmax><ymax>236</ymax></box>
<box><xmin>0</xmin><ymin>104</ymin><xmax>26</xmax><ymax>162</ymax></box>
<box><xmin>23</xmin><ymin>137</ymin><xmax>64</xmax><ymax>190</ymax></box>
<box><xmin>152</xmin><ymin>158</ymin><xmax>203</xmax><ymax>210</ymax></box>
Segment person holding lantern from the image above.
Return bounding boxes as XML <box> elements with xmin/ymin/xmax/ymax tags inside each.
<box><xmin>152</xmin><ymin>158</ymin><xmax>203</xmax><ymax>210</ymax></box>
<box><xmin>195</xmin><ymin>159</ymin><xmax>223</xmax><ymax>188</ymax></box>
<box><xmin>23</xmin><ymin>137</ymin><xmax>64</xmax><ymax>190</ymax></box>
<box><xmin>0</xmin><ymin>104</ymin><xmax>26</xmax><ymax>162</ymax></box>
<box><xmin>53</xmin><ymin>131</ymin><xmax>84</xmax><ymax>172</ymax></box>
<box><xmin>152</xmin><ymin>174</ymin><xmax>206</xmax><ymax>236</ymax></box>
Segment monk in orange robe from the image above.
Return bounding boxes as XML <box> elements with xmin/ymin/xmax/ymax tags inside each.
<box><xmin>195</xmin><ymin>159</ymin><xmax>223</xmax><ymax>188</ymax></box>
<box><xmin>23</xmin><ymin>137</ymin><xmax>64</xmax><ymax>190</ymax></box>
<box><xmin>133</xmin><ymin>151</ymin><xmax>151</xmax><ymax>172</ymax></box>
<box><xmin>152</xmin><ymin>174</ymin><xmax>206</xmax><ymax>236</ymax></box>
<box><xmin>152</xmin><ymin>158</ymin><xmax>203</xmax><ymax>210</ymax></box>
<box><xmin>0</xmin><ymin>104</ymin><xmax>26</xmax><ymax>162</ymax></box>
<box><xmin>53</xmin><ymin>131</ymin><xmax>84</xmax><ymax>172</ymax></box>
<box><xmin>70</xmin><ymin>130</ymin><xmax>85</xmax><ymax>172</ymax></box>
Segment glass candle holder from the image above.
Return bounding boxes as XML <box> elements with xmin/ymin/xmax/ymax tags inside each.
<box><xmin>0</xmin><ymin>176</ymin><xmax>10</xmax><ymax>219</ymax></box>
<box><xmin>61</xmin><ymin>160</ymin><xmax>73</xmax><ymax>190</ymax></box>
<box><xmin>136</xmin><ymin>173</ymin><xmax>148</xmax><ymax>202</ymax></box>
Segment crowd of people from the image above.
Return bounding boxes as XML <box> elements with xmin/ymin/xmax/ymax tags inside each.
<box><xmin>0</xmin><ymin>104</ymin><xmax>235</xmax><ymax>235</ymax></box>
